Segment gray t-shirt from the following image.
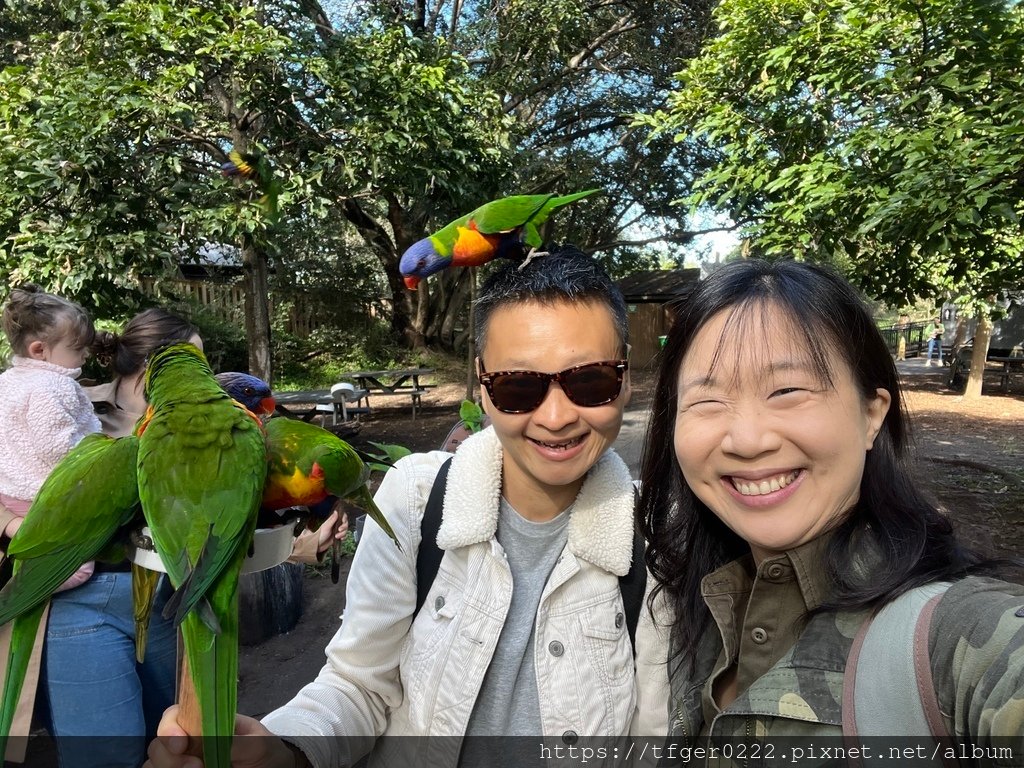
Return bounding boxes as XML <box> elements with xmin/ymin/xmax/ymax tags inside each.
<box><xmin>460</xmin><ymin>497</ymin><xmax>570</xmax><ymax>762</ymax></box>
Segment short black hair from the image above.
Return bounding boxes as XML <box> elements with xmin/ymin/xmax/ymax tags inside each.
<box><xmin>473</xmin><ymin>244</ymin><xmax>628</xmax><ymax>356</ymax></box>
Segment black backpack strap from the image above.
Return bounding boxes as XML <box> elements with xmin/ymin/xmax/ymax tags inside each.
<box><xmin>414</xmin><ymin>457</ymin><xmax>454</xmax><ymax>618</ymax></box>
<box><xmin>415</xmin><ymin>459</ymin><xmax>647</xmax><ymax>651</ymax></box>
<box><xmin>618</xmin><ymin>531</ymin><xmax>646</xmax><ymax>650</ymax></box>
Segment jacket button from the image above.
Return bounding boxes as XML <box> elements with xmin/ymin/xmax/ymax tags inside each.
<box><xmin>751</xmin><ymin>627</ymin><xmax>768</xmax><ymax>644</ymax></box>
<box><xmin>562</xmin><ymin>730</ymin><xmax>578</xmax><ymax>745</ymax></box>
<box><xmin>434</xmin><ymin>595</ymin><xmax>445</xmax><ymax>611</ymax></box>
<box><xmin>548</xmin><ymin>640</ymin><xmax>564</xmax><ymax>657</ymax></box>
<box><xmin>614</xmin><ymin>612</ymin><xmax>624</xmax><ymax>629</ymax></box>
<box><xmin>766</xmin><ymin>563</ymin><xmax>785</xmax><ymax>579</ymax></box>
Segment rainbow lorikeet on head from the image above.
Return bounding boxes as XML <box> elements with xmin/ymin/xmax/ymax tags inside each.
<box><xmin>136</xmin><ymin>342</ymin><xmax>267</xmax><ymax>767</ymax></box>
<box><xmin>0</xmin><ymin>434</ymin><xmax>142</xmax><ymax>758</ymax></box>
<box><xmin>220</xmin><ymin>149</ymin><xmax>282</xmax><ymax>224</ymax></box>
<box><xmin>399</xmin><ymin>189</ymin><xmax>601</xmax><ymax>289</ymax></box>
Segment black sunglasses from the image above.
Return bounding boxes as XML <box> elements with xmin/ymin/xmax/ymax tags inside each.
<box><xmin>478</xmin><ymin>359</ymin><xmax>629</xmax><ymax>414</ymax></box>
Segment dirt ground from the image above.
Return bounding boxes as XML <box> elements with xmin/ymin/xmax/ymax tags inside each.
<box><xmin>236</xmin><ymin>360</ymin><xmax>1024</xmax><ymax>718</ymax></box>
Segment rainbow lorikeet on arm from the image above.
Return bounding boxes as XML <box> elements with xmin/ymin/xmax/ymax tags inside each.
<box><xmin>129</xmin><ymin>372</ymin><xmax>275</xmax><ymax>664</ymax></box>
<box><xmin>134</xmin><ymin>342</ymin><xmax>268</xmax><ymax>768</ymax></box>
<box><xmin>399</xmin><ymin>189</ymin><xmax>601</xmax><ymax>289</ymax></box>
<box><xmin>0</xmin><ymin>434</ymin><xmax>142</xmax><ymax>758</ymax></box>
<box><xmin>260</xmin><ymin>418</ymin><xmax>400</xmax><ymax>580</ymax></box>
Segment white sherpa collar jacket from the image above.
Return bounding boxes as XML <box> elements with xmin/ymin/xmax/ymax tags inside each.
<box><xmin>437</xmin><ymin>427</ymin><xmax>637</xmax><ymax>576</ymax></box>
<box><xmin>263</xmin><ymin>426</ymin><xmax>641</xmax><ymax>768</ymax></box>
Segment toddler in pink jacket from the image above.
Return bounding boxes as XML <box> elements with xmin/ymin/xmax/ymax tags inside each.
<box><xmin>0</xmin><ymin>284</ymin><xmax>102</xmax><ymax>591</ymax></box>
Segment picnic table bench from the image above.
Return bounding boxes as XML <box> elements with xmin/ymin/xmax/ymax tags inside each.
<box><xmin>948</xmin><ymin>345</ymin><xmax>1024</xmax><ymax>392</ymax></box>
<box><xmin>340</xmin><ymin>367</ymin><xmax>436</xmax><ymax>419</ymax></box>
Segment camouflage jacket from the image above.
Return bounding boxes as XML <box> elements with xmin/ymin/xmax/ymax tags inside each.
<box><xmin>665</xmin><ymin>576</ymin><xmax>1024</xmax><ymax>765</ymax></box>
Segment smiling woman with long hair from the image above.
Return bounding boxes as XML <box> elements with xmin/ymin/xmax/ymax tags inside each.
<box><xmin>633</xmin><ymin>259</ymin><xmax>1024</xmax><ymax>749</ymax></box>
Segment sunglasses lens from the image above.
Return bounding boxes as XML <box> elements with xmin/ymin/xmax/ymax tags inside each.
<box><xmin>563</xmin><ymin>363</ymin><xmax>622</xmax><ymax>406</ymax></box>
<box><xmin>489</xmin><ymin>373</ymin><xmax>549</xmax><ymax>413</ymax></box>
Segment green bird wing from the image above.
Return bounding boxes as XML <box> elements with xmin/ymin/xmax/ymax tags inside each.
<box><xmin>470</xmin><ymin>189</ymin><xmax>602</xmax><ymax>236</ymax></box>
<box><xmin>138</xmin><ymin>399</ymin><xmax>267</xmax><ymax>627</ymax></box>
<box><xmin>470</xmin><ymin>194</ymin><xmax>554</xmax><ymax>234</ymax></box>
<box><xmin>0</xmin><ymin>433</ymin><xmax>140</xmax><ymax>624</ymax></box>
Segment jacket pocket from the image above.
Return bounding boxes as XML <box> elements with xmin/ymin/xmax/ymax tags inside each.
<box><xmin>579</xmin><ymin>605</ymin><xmax>633</xmax><ymax>686</ymax></box>
<box><xmin>400</xmin><ymin>578</ymin><xmax>463</xmax><ymax>726</ymax></box>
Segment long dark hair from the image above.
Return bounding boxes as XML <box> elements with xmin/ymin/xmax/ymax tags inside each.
<box><xmin>638</xmin><ymin>259</ymin><xmax>990</xmax><ymax>667</ymax></box>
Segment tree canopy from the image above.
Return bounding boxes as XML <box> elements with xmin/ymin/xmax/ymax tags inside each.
<box><xmin>2</xmin><ymin>0</ymin><xmax>726</xmax><ymax>370</ymax></box>
<box><xmin>645</xmin><ymin>0</ymin><xmax>1024</xmax><ymax>317</ymax></box>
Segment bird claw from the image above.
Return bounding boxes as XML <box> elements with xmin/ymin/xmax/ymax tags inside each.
<box><xmin>518</xmin><ymin>248</ymin><xmax>549</xmax><ymax>271</ymax></box>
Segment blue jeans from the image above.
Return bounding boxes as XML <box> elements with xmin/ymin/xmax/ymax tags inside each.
<box><xmin>928</xmin><ymin>337</ymin><xmax>943</xmax><ymax>363</ymax></box>
<box><xmin>44</xmin><ymin>572</ymin><xmax>177</xmax><ymax>768</ymax></box>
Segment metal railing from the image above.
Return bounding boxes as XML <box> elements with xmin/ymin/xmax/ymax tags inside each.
<box><xmin>879</xmin><ymin>321</ymin><xmax>930</xmax><ymax>357</ymax></box>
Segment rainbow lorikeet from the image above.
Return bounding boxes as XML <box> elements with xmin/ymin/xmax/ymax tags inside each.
<box><xmin>214</xmin><ymin>371</ymin><xmax>276</xmax><ymax>417</ymax></box>
<box><xmin>0</xmin><ymin>434</ymin><xmax>142</xmax><ymax>758</ymax></box>
<box><xmin>221</xmin><ymin>149</ymin><xmax>282</xmax><ymax>224</ymax></box>
<box><xmin>134</xmin><ymin>342</ymin><xmax>268</xmax><ymax>767</ymax></box>
<box><xmin>260</xmin><ymin>418</ymin><xmax>399</xmax><ymax>580</ymax></box>
<box><xmin>129</xmin><ymin>371</ymin><xmax>276</xmax><ymax>664</ymax></box>
<box><xmin>399</xmin><ymin>189</ymin><xmax>601</xmax><ymax>289</ymax></box>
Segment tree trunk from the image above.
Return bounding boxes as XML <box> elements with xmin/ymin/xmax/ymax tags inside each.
<box><xmin>241</xmin><ymin>237</ymin><xmax>273</xmax><ymax>382</ymax></box>
<box><xmin>238</xmin><ymin>562</ymin><xmax>304</xmax><ymax>646</ymax></box>
<box><xmin>963</xmin><ymin>314</ymin><xmax>993</xmax><ymax>399</ymax></box>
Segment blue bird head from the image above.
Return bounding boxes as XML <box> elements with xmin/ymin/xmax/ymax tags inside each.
<box><xmin>399</xmin><ymin>238</ymin><xmax>449</xmax><ymax>290</ymax></box>
<box><xmin>215</xmin><ymin>371</ymin><xmax>276</xmax><ymax>417</ymax></box>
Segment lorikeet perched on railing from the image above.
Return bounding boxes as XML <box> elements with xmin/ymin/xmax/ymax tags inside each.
<box><xmin>221</xmin><ymin>149</ymin><xmax>282</xmax><ymax>224</ymax></box>
<box><xmin>399</xmin><ymin>189</ymin><xmax>601</xmax><ymax>289</ymax></box>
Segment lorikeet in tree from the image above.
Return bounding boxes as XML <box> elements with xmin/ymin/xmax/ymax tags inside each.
<box><xmin>134</xmin><ymin>342</ymin><xmax>267</xmax><ymax>767</ymax></box>
<box><xmin>399</xmin><ymin>189</ymin><xmax>601</xmax><ymax>289</ymax></box>
<box><xmin>260</xmin><ymin>418</ymin><xmax>399</xmax><ymax>578</ymax></box>
<box><xmin>0</xmin><ymin>434</ymin><xmax>141</xmax><ymax>758</ymax></box>
<box><xmin>221</xmin><ymin>149</ymin><xmax>282</xmax><ymax>224</ymax></box>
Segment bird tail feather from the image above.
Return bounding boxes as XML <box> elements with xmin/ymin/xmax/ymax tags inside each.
<box><xmin>0</xmin><ymin>602</ymin><xmax>46</xmax><ymax>758</ymax></box>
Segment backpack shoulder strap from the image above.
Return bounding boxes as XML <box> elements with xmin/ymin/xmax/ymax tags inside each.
<box><xmin>843</xmin><ymin>581</ymin><xmax>956</xmax><ymax>766</ymax></box>
<box><xmin>618</xmin><ymin>523</ymin><xmax>646</xmax><ymax>650</ymax></box>
<box><xmin>414</xmin><ymin>462</ymin><xmax>647</xmax><ymax>652</ymax></box>
<box><xmin>414</xmin><ymin>457</ymin><xmax>453</xmax><ymax>619</ymax></box>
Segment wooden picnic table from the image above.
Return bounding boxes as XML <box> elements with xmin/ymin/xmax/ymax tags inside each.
<box><xmin>340</xmin><ymin>367</ymin><xmax>435</xmax><ymax>418</ymax></box>
<box><xmin>272</xmin><ymin>389</ymin><xmax>332</xmax><ymax>421</ymax></box>
<box><xmin>987</xmin><ymin>356</ymin><xmax>1024</xmax><ymax>392</ymax></box>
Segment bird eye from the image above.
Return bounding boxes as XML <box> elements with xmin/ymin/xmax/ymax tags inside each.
<box><xmin>243</xmin><ymin>387</ymin><xmax>254</xmax><ymax>396</ymax></box>
<box><xmin>417</xmin><ymin>258</ymin><xmax>426</xmax><ymax>269</ymax></box>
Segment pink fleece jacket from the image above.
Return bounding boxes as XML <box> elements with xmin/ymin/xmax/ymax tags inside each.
<box><xmin>0</xmin><ymin>357</ymin><xmax>102</xmax><ymax>591</ymax></box>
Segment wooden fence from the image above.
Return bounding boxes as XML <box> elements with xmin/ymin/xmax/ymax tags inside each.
<box><xmin>138</xmin><ymin>277</ymin><xmax>322</xmax><ymax>338</ymax></box>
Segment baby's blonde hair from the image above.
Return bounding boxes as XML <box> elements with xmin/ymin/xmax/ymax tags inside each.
<box><xmin>1</xmin><ymin>284</ymin><xmax>95</xmax><ymax>357</ymax></box>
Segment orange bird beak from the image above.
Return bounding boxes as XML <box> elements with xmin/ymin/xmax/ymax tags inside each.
<box><xmin>403</xmin><ymin>276</ymin><xmax>420</xmax><ymax>290</ymax></box>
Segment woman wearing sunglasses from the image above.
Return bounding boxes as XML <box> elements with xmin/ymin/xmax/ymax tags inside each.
<box><xmin>149</xmin><ymin>245</ymin><xmax>640</xmax><ymax>768</ymax></box>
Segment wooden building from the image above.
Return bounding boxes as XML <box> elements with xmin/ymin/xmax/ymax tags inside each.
<box><xmin>616</xmin><ymin>268</ymin><xmax>701</xmax><ymax>368</ymax></box>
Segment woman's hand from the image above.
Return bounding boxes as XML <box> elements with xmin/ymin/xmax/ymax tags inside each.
<box><xmin>145</xmin><ymin>705</ymin><xmax>302</xmax><ymax>768</ymax></box>
<box><xmin>315</xmin><ymin>504</ymin><xmax>350</xmax><ymax>556</ymax></box>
